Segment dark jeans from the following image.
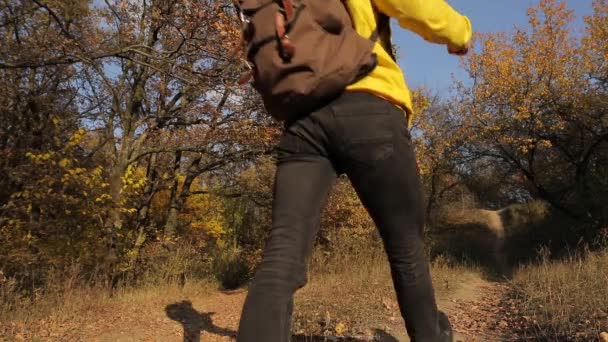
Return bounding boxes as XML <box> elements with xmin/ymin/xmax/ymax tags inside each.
<box><xmin>237</xmin><ymin>92</ymin><xmax>446</xmax><ymax>342</ymax></box>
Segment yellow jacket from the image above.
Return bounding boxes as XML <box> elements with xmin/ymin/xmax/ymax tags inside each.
<box><xmin>345</xmin><ymin>0</ymin><xmax>472</xmax><ymax>123</ymax></box>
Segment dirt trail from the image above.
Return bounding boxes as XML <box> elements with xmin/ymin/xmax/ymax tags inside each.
<box><xmin>80</xmin><ymin>272</ymin><xmax>518</xmax><ymax>342</ymax></box>
<box><xmin>383</xmin><ymin>273</ymin><xmax>517</xmax><ymax>342</ymax></box>
<box><xmin>2</xmin><ymin>271</ymin><xmax>519</xmax><ymax>341</ymax></box>
<box><xmin>440</xmin><ymin>275</ymin><xmax>518</xmax><ymax>342</ymax></box>
<box><xmin>84</xmin><ymin>289</ymin><xmax>246</xmax><ymax>342</ymax></box>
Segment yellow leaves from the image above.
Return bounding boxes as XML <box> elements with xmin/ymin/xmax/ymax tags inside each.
<box><xmin>58</xmin><ymin>158</ymin><xmax>70</xmax><ymax>168</ymax></box>
<box><xmin>62</xmin><ymin>167</ymin><xmax>87</xmax><ymax>184</ymax></box>
<box><xmin>335</xmin><ymin>322</ymin><xmax>346</xmax><ymax>336</ymax></box>
<box><xmin>582</xmin><ymin>0</ymin><xmax>608</xmax><ymax>81</ymax></box>
<box><xmin>183</xmin><ymin>193</ymin><xmax>228</xmax><ymax>244</ymax></box>
<box><xmin>322</xmin><ymin>177</ymin><xmax>373</xmax><ymax>237</ymax></box>
<box><xmin>66</xmin><ymin>129</ymin><xmax>86</xmax><ymax>148</ymax></box>
<box><xmin>92</xmin><ymin>167</ymin><xmax>104</xmax><ymax>177</ymax></box>
<box><xmin>120</xmin><ymin>165</ymin><xmax>147</xmax><ymax>196</ymax></box>
<box><xmin>191</xmin><ymin>217</ymin><xmax>225</xmax><ymax>241</ymax></box>
<box><xmin>119</xmin><ymin>207</ymin><xmax>138</xmax><ymax>214</ymax></box>
<box><xmin>467</xmin><ymin>2</ymin><xmax>579</xmax><ymax>111</ymax></box>
<box><xmin>10</xmin><ymin>191</ymin><xmax>24</xmax><ymax>200</ymax></box>
<box><xmin>51</xmin><ymin>115</ymin><xmax>60</xmax><ymax>127</ymax></box>
<box><xmin>411</xmin><ymin>92</ymin><xmax>470</xmax><ymax>183</ymax></box>
<box><xmin>95</xmin><ymin>194</ymin><xmax>112</xmax><ymax>203</ymax></box>
<box><xmin>11</xmin><ymin>132</ymin><xmax>114</xmax><ymax>235</ymax></box>
<box><xmin>69</xmin><ymin>168</ymin><xmax>86</xmax><ymax>176</ymax></box>
<box><xmin>25</xmin><ymin>151</ymin><xmax>55</xmax><ymax>164</ymax></box>
<box><xmin>411</xmin><ymin>88</ymin><xmax>431</xmax><ymax>114</ymax></box>
<box><xmin>453</xmin><ymin>0</ymin><xmax>601</xmax><ymax>171</ymax></box>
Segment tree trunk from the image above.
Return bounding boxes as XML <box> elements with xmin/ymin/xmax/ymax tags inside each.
<box><xmin>164</xmin><ymin>152</ymin><xmax>203</xmax><ymax>240</ymax></box>
<box><xmin>129</xmin><ymin>153</ymin><xmax>159</xmax><ymax>268</ymax></box>
<box><xmin>425</xmin><ymin>172</ymin><xmax>438</xmax><ymax>226</ymax></box>
<box><xmin>163</xmin><ymin>151</ymin><xmax>183</xmax><ymax>240</ymax></box>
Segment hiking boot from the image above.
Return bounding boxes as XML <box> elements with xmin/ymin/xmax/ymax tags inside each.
<box><xmin>438</xmin><ymin>311</ymin><xmax>454</xmax><ymax>342</ymax></box>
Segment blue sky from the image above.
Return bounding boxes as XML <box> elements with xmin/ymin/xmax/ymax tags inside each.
<box><xmin>393</xmin><ymin>1</ymin><xmax>595</xmax><ymax>95</ymax></box>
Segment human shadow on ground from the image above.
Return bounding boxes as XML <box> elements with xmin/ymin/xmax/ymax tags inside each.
<box><xmin>166</xmin><ymin>300</ymin><xmax>400</xmax><ymax>342</ymax></box>
<box><xmin>165</xmin><ymin>300</ymin><xmax>235</xmax><ymax>342</ymax></box>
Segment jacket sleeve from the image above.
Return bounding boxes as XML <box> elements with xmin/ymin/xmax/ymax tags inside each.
<box><xmin>372</xmin><ymin>0</ymin><xmax>472</xmax><ymax>48</ymax></box>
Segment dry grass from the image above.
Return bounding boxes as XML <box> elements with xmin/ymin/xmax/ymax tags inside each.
<box><xmin>513</xmin><ymin>248</ymin><xmax>608</xmax><ymax>341</ymax></box>
<box><xmin>292</xmin><ymin>248</ymin><xmax>470</xmax><ymax>339</ymax></box>
<box><xmin>0</xmin><ymin>273</ymin><xmax>217</xmax><ymax>341</ymax></box>
<box><xmin>0</xmin><ymin>239</ymin><xmax>473</xmax><ymax>341</ymax></box>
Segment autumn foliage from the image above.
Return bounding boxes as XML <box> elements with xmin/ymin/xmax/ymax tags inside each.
<box><xmin>0</xmin><ymin>0</ymin><xmax>279</xmax><ymax>288</ymax></box>
<box><xmin>414</xmin><ymin>0</ymin><xmax>608</xmax><ymax>246</ymax></box>
<box><xmin>0</xmin><ymin>2</ymin><xmax>607</xmax><ymax>334</ymax></box>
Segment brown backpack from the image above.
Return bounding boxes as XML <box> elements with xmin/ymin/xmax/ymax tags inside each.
<box><xmin>234</xmin><ymin>0</ymin><xmax>380</xmax><ymax>123</ymax></box>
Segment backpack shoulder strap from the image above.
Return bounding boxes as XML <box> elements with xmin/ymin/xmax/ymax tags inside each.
<box><xmin>373</xmin><ymin>7</ymin><xmax>396</xmax><ymax>61</ymax></box>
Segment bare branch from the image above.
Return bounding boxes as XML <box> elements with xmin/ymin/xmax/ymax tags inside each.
<box><xmin>30</xmin><ymin>0</ymin><xmax>73</xmax><ymax>38</ymax></box>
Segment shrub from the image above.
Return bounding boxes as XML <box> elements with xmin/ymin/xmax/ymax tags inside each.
<box><xmin>211</xmin><ymin>245</ymin><xmax>251</xmax><ymax>290</ymax></box>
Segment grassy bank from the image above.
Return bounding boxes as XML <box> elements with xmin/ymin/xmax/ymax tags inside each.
<box><xmin>0</xmin><ymin>273</ymin><xmax>218</xmax><ymax>341</ymax></box>
<box><xmin>292</xmin><ymin>250</ymin><xmax>470</xmax><ymax>338</ymax></box>
<box><xmin>0</xmin><ymin>245</ymin><xmax>471</xmax><ymax>341</ymax></box>
<box><xmin>513</xmin><ymin>249</ymin><xmax>608</xmax><ymax>341</ymax></box>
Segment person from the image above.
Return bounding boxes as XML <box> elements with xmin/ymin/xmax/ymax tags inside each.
<box><xmin>236</xmin><ymin>0</ymin><xmax>472</xmax><ymax>341</ymax></box>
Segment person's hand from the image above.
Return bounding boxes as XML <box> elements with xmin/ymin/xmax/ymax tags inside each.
<box><xmin>447</xmin><ymin>41</ymin><xmax>470</xmax><ymax>56</ymax></box>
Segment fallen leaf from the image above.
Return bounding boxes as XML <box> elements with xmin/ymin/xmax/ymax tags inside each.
<box><xmin>335</xmin><ymin>322</ymin><xmax>346</xmax><ymax>336</ymax></box>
